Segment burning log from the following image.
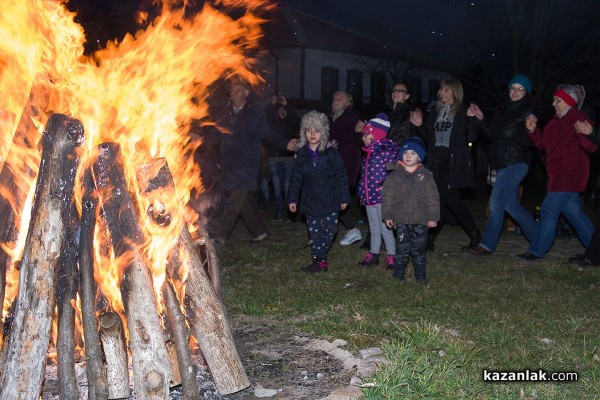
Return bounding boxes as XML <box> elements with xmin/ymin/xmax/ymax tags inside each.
<box><xmin>99</xmin><ymin>312</ymin><xmax>130</xmax><ymax>399</ymax></box>
<box><xmin>57</xmin><ymin>217</ymin><xmax>80</xmax><ymax>400</ymax></box>
<box><xmin>135</xmin><ymin>158</ymin><xmax>249</xmax><ymax>395</ymax></box>
<box><xmin>79</xmin><ymin>168</ymin><xmax>109</xmax><ymax>400</ymax></box>
<box><xmin>0</xmin><ymin>114</ymin><xmax>84</xmax><ymax>400</ymax></box>
<box><xmin>92</xmin><ymin>142</ymin><xmax>172</xmax><ymax>399</ymax></box>
<box><xmin>0</xmin><ymin>103</ymin><xmax>41</xmax><ymax>345</ymax></box>
<box><xmin>162</xmin><ymin>280</ymin><xmax>200</xmax><ymax>400</ymax></box>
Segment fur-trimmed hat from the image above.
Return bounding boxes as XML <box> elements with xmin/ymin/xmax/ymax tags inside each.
<box><xmin>401</xmin><ymin>136</ymin><xmax>426</xmax><ymax>162</ymax></box>
<box><xmin>362</xmin><ymin>113</ymin><xmax>391</xmax><ymax>141</ymax></box>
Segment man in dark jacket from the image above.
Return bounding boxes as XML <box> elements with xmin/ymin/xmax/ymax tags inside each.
<box><xmin>208</xmin><ymin>76</ymin><xmax>296</xmax><ymax>243</ymax></box>
<box><xmin>329</xmin><ymin>91</ymin><xmax>363</xmax><ymax>245</ymax></box>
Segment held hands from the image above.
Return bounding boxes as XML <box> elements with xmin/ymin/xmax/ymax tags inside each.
<box><xmin>385</xmin><ymin>220</ymin><xmax>394</xmax><ymax>229</ymax></box>
<box><xmin>410</xmin><ymin>109</ymin><xmax>423</xmax><ymax>126</ymax></box>
<box><xmin>525</xmin><ymin>114</ymin><xmax>537</xmax><ymax>133</ymax></box>
<box><xmin>427</xmin><ymin>220</ymin><xmax>438</xmax><ymax>228</ymax></box>
<box><xmin>466</xmin><ymin>103</ymin><xmax>484</xmax><ymax>120</ymax></box>
<box><xmin>574</xmin><ymin>120</ymin><xmax>593</xmax><ymax>135</ymax></box>
<box><xmin>288</xmin><ymin>203</ymin><xmax>297</xmax><ymax>213</ymax></box>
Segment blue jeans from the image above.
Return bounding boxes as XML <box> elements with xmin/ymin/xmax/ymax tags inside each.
<box><xmin>528</xmin><ymin>192</ymin><xmax>594</xmax><ymax>257</ymax></box>
<box><xmin>269</xmin><ymin>157</ymin><xmax>293</xmax><ymax>218</ymax></box>
<box><xmin>479</xmin><ymin>163</ymin><xmax>537</xmax><ymax>252</ymax></box>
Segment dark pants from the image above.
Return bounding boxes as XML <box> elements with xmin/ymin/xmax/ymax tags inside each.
<box><xmin>430</xmin><ymin>163</ymin><xmax>477</xmax><ymax>238</ymax></box>
<box><xmin>583</xmin><ymin>208</ymin><xmax>600</xmax><ymax>262</ymax></box>
<box><xmin>394</xmin><ymin>224</ymin><xmax>428</xmax><ymax>281</ymax></box>
<box><xmin>209</xmin><ymin>190</ymin><xmax>268</xmax><ymax>241</ymax></box>
<box><xmin>307</xmin><ymin>212</ymin><xmax>338</xmax><ymax>261</ymax></box>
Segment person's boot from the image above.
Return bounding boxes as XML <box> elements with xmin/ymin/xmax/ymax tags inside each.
<box><xmin>385</xmin><ymin>255</ymin><xmax>395</xmax><ymax>271</ymax></box>
<box><xmin>393</xmin><ymin>265</ymin><xmax>406</xmax><ymax>281</ymax></box>
<box><xmin>462</xmin><ymin>229</ymin><xmax>481</xmax><ymax>252</ymax></box>
<box><xmin>301</xmin><ymin>257</ymin><xmax>327</xmax><ymax>273</ymax></box>
<box><xmin>357</xmin><ymin>252</ymin><xmax>379</xmax><ymax>266</ymax></box>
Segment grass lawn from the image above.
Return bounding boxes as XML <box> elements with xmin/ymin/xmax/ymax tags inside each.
<box><xmin>220</xmin><ymin>203</ymin><xmax>600</xmax><ymax>399</ymax></box>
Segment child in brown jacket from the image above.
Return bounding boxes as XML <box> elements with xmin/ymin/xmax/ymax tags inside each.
<box><xmin>382</xmin><ymin>137</ymin><xmax>440</xmax><ymax>282</ymax></box>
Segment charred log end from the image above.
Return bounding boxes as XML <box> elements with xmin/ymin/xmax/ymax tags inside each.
<box><xmin>146</xmin><ymin>370</ymin><xmax>164</xmax><ymax>392</ymax></box>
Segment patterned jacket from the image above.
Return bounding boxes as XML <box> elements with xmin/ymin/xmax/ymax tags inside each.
<box><xmin>382</xmin><ymin>163</ymin><xmax>440</xmax><ymax>225</ymax></box>
<box><xmin>358</xmin><ymin>138</ymin><xmax>399</xmax><ymax>206</ymax></box>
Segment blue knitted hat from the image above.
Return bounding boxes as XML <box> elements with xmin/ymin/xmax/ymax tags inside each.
<box><xmin>508</xmin><ymin>74</ymin><xmax>532</xmax><ymax>94</ymax></box>
<box><xmin>401</xmin><ymin>137</ymin><xmax>426</xmax><ymax>162</ymax></box>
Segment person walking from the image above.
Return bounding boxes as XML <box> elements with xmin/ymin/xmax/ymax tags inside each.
<box><xmin>288</xmin><ymin>111</ymin><xmax>350</xmax><ymax>273</ymax></box>
<box><xmin>467</xmin><ymin>74</ymin><xmax>538</xmax><ymax>256</ymax></box>
<box><xmin>383</xmin><ymin>137</ymin><xmax>440</xmax><ymax>283</ymax></box>
<box><xmin>329</xmin><ymin>91</ymin><xmax>363</xmax><ymax>245</ymax></box>
<box><xmin>356</xmin><ymin>113</ymin><xmax>399</xmax><ymax>269</ymax></box>
<box><xmin>416</xmin><ymin>77</ymin><xmax>482</xmax><ymax>251</ymax></box>
<box><xmin>517</xmin><ymin>84</ymin><xmax>598</xmax><ymax>261</ymax></box>
<box><xmin>208</xmin><ymin>75</ymin><xmax>297</xmax><ymax>244</ymax></box>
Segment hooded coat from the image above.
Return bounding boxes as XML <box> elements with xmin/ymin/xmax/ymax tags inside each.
<box><xmin>357</xmin><ymin>138</ymin><xmax>399</xmax><ymax>206</ymax></box>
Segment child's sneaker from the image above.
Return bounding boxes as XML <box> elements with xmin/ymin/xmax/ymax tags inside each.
<box><xmin>385</xmin><ymin>255</ymin><xmax>395</xmax><ymax>270</ymax></box>
<box><xmin>357</xmin><ymin>252</ymin><xmax>379</xmax><ymax>266</ymax></box>
<box><xmin>301</xmin><ymin>259</ymin><xmax>328</xmax><ymax>273</ymax></box>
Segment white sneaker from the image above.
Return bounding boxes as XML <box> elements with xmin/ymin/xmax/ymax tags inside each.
<box><xmin>340</xmin><ymin>228</ymin><xmax>362</xmax><ymax>246</ymax></box>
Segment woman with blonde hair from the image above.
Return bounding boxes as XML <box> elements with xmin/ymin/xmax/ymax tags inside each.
<box><xmin>416</xmin><ymin>77</ymin><xmax>483</xmax><ymax>251</ymax></box>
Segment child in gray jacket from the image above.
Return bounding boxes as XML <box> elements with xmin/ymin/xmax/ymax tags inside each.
<box><xmin>382</xmin><ymin>137</ymin><xmax>440</xmax><ymax>282</ymax></box>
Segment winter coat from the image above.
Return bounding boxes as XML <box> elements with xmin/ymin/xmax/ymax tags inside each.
<box><xmin>329</xmin><ymin>107</ymin><xmax>362</xmax><ymax>187</ymax></box>
<box><xmin>480</xmin><ymin>97</ymin><xmax>534</xmax><ymax>169</ymax></box>
<box><xmin>527</xmin><ymin>107</ymin><xmax>598</xmax><ymax>192</ymax></box>
<box><xmin>423</xmin><ymin>107</ymin><xmax>479</xmax><ymax>188</ymax></box>
<box><xmin>216</xmin><ymin>100</ymin><xmax>291</xmax><ymax>191</ymax></box>
<box><xmin>382</xmin><ymin>163</ymin><xmax>440</xmax><ymax>225</ymax></box>
<box><xmin>357</xmin><ymin>138</ymin><xmax>400</xmax><ymax>206</ymax></box>
<box><xmin>387</xmin><ymin>102</ymin><xmax>418</xmax><ymax>146</ymax></box>
<box><xmin>287</xmin><ymin>145</ymin><xmax>350</xmax><ymax>217</ymax></box>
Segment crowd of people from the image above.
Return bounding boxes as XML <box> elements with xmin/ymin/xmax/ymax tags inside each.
<box><xmin>202</xmin><ymin>73</ymin><xmax>600</xmax><ymax>281</ymax></box>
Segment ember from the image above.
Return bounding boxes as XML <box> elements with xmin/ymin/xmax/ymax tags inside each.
<box><xmin>0</xmin><ymin>0</ymin><xmax>274</xmax><ymax>398</ymax></box>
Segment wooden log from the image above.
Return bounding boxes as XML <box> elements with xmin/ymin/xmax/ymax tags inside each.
<box><xmin>79</xmin><ymin>167</ymin><xmax>109</xmax><ymax>400</ymax></box>
<box><xmin>0</xmin><ymin>114</ymin><xmax>84</xmax><ymax>400</ymax></box>
<box><xmin>0</xmin><ymin>103</ymin><xmax>40</xmax><ymax>346</ymax></box>
<box><xmin>135</xmin><ymin>158</ymin><xmax>248</xmax><ymax>394</ymax></box>
<box><xmin>134</xmin><ymin>159</ymin><xmax>220</xmax><ymax>296</ymax></box>
<box><xmin>92</xmin><ymin>142</ymin><xmax>172</xmax><ymax>399</ymax></box>
<box><xmin>99</xmin><ymin>312</ymin><xmax>130</xmax><ymax>399</ymax></box>
<box><xmin>161</xmin><ymin>280</ymin><xmax>200</xmax><ymax>400</ymax></box>
<box><xmin>57</xmin><ymin>211</ymin><xmax>80</xmax><ymax>400</ymax></box>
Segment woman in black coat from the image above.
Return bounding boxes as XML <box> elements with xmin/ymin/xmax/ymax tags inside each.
<box><xmin>418</xmin><ymin>77</ymin><xmax>482</xmax><ymax>251</ymax></box>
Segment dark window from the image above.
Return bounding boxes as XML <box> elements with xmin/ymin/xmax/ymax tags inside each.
<box><xmin>370</xmin><ymin>72</ymin><xmax>386</xmax><ymax>109</ymax></box>
<box><xmin>321</xmin><ymin>66</ymin><xmax>339</xmax><ymax>103</ymax></box>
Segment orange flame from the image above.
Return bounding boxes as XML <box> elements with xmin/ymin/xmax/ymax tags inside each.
<box><xmin>1</xmin><ymin>0</ymin><xmax>274</xmax><ymax>320</ymax></box>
